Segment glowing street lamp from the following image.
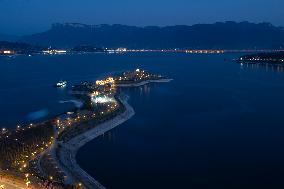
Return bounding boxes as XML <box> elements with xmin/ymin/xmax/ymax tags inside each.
<box><xmin>25</xmin><ymin>173</ymin><xmax>30</xmax><ymax>188</ymax></box>
<box><xmin>26</xmin><ymin>181</ymin><xmax>30</xmax><ymax>188</ymax></box>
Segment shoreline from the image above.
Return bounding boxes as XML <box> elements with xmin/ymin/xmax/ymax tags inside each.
<box><xmin>55</xmin><ymin>98</ymin><xmax>135</xmax><ymax>189</ymax></box>
<box><xmin>116</xmin><ymin>78</ymin><xmax>173</xmax><ymax>87</ymax></box>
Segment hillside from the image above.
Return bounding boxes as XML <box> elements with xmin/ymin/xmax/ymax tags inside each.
<box><xmin>20</xmin><ymin>21</ymin><xmax>284</xmax><ymax>49</ymax></box>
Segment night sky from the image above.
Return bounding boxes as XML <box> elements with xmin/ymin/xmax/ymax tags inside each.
<box><xmin>0</xmin><ymin>0</ymin><xmax>283</xmax><ymax>35</ymax></box>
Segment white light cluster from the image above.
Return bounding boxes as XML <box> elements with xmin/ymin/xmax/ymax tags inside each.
<box><xmin>92</xmin><ymin>96</ymin><xmax>114</xmax><ymax>104</ymax></box>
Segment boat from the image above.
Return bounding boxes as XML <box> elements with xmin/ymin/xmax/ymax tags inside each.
<box><xmin>56</xmin><ymin>81</ymin><xmax>67</xmax><ymax>88</ymax></box>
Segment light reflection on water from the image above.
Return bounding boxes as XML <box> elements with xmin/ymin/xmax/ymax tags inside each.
<box><xmin>240</xmin><ymin>62</ymin><xmax>284</xmax><ymax>72</ymax></box>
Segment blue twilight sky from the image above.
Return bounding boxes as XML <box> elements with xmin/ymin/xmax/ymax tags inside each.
<box><xmin>0</xmin><ymin>0</ymin><xmax>283</xmax><ymax>35</ymax></box>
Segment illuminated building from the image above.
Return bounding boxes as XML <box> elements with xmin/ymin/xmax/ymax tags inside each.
<box><xmin>0</xmin><ymin>50</ymin><xmax>15</xmax><ymax>55</ymax></box>
<box><xmin>96</xmin><ymin>77</ymin><xmax>114</xmax><ymax>86</ymax></box>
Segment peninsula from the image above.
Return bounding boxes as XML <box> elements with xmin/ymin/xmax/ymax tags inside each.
<box><xmin>0</xmin><ymin>69</ymin><xmax>171</xmax><ymax>189</ymax></box>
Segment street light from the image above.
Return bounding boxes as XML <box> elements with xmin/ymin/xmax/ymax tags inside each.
<box><xmin>26</xmin><ymin>181</ymin><xmax>30</xmax><ymax>188</ymax></box>
<box><xmin>25</xmin><ymin>174</ymin><xmax>30</xmax><ymax>188</ymax></box>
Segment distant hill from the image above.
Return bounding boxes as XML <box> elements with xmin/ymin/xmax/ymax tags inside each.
<box><xmin>20</xmin><ymin>21</ymin><xmax>284</xmax><ymax>49</ymax></box>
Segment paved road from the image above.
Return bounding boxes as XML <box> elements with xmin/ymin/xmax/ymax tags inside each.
<box><xmin>57</xmin><ymin>99</ymin><xmax>134</xmax><ymax>189</ymax></box>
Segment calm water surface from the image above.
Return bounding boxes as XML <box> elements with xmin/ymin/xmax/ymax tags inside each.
<box><xmin>1</xmin><ymin>53</ymin><xmax>284</xmax><ymax>188</ymax></box>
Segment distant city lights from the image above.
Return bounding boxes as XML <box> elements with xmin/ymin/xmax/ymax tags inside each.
<box><xmin>116</xmin><ymin>48</ymin><xmax>127</xmax><ymax>52</ymax></box>
<box><xmin>43</xmin><ymin>49</ymin><xmax>67</xmax><ymax>55</ymax></box>
<box><xmin>4</xmin><ymin>50</ymin><xmax>12</xmax><ymax>54</ymax></box>
<box><xmin>0</xmin><ymin>50</ymin><xmax>15</xmax><ymax>55</ymax></box>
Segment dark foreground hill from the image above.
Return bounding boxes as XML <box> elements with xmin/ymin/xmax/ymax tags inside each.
<box><xmin>20</xmin><ymin>21</ymin><xmax>284</xmax><ymax>49</ymax></box>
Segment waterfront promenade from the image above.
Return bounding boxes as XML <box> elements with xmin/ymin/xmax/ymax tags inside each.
<box><xmin>55</xmin><ymin>98</ymin><xmax>135</xmax><ymax>189</ymax></box>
